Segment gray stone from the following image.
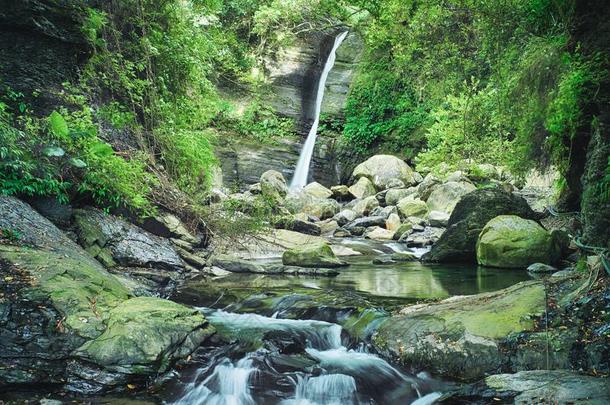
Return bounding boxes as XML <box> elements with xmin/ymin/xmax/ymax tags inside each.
<box><xmin>428</xmin><ymin>210</ymin><xmax>450</xmax><ymax>227</ymax></box>
<box><xmin>352</xmin><ymin>155</ymin><xmax>417</xmax><ymax>190</ymax></box>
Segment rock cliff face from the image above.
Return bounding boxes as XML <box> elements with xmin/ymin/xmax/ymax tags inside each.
<box><xmin>0</xmin><ymin>1</ymin><xmax>90</xmax><ymax>114</ymax></box>
<box><xmin>215</xmin><ymin>136</ymin><xmax>358</xmax><ymax>189</ymax></box>
<box><xmin>264</xmin><ymin>30</ymin><xmax>363</xmax><ymax>131</ymax></box>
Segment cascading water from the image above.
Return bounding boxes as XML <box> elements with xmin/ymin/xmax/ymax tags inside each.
<box><xmin>290</xmin><ymin>31</ymin><xmax>349</xmax><ymax>190</ymax></box>
<box><xmin>170</xmin><ymin>309</ymin><xmax>438</xmax><ymax>405</ymax></box>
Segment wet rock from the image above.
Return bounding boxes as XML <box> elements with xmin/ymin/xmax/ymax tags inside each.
<box><xmin>0</xmin><ymin>197</ymin><xmax>205</xmax><ymax>394</ymax></box>
<box><xmin>373</xmin><ymin>281</ymin><xmax>546</xmax><ymax>381</ymax></box>
<box><xmin>345</xmin><ymin>216</ymin><xmax>386</xmax><ymax>231</ymax></box>
<box><xmin>334</xmin><ymin>228</ymin><xmax>351</xmax><ymax>237</ymax></box>
<box><xmin>333</xmin><ymin>209</ymin><xmax>358</xmax><ymax>226</ymax></box>
<box><xmin>527</xmin><ymin>262</ymin><xmax>557</xmax><ymax>273</ymax></box>
<box><xmin>352</xmin><ymin>155</ymin><xmax>417</xmax><ymax>190</ymax></box>
<box><xmin>303</xmin><ymin>182</ymin><xmax>333</xmax><ymax>199</ymax></box>
<box><xmin>426</xmin><ymin>181</ymin><xmax>476</xmax><ymax>214</ymax></box>
<box><xmin>349</xmin><ymin>176</ymin><xmax>376</xmax><ymax>199</ymax></box>
<box><xmin>365</xmin><ymin>227</ymin><xmax>395</xmax><ymax>241</ymax></box>
<box><xmin>318</xmin><ymin>219</ymin><xmax>339</xmax><ymax>235</ymax></box>
<box><xmin>397</xmin><ymin>198</ymin><xmax>428</xmax><ymax>219</ymax></box>
<box><xmin>282</xmin><ymin>242</ymin><xmax>349</xmax><ymax>268</ymax></box>
<box><xmin>476</xmin><ymin>215</ymin><xmax>560</xmax><ymax>268</ymax></box>
<box><xmin>211</xmin><ymin>254</ymin><xmax>267</xmax><ymax>273</ymax></box>
<box><xmin>372</xmin><ymin>257</ymin><xmax>396</xmax><ymax>265</ymax></box>
<box><xmin>403</xmin><ymin>227</ymin><xmax>444</xmax><ymax>247</ymax></box>
<box><xmin>423</xmin><ymin>188</ymin><xmax>537</xmax><ymax>263</ymax></box>
<box><xmin>390</xmin><ymin>252</ymin><xmax>417</xmax><ymax>262</ymax></box>
<box><xmin>26</xmin><ymin>195</ymin><xmax>74</xmax><ymax>228</ymax></box>
<box><xmin>74</xmin><ymin>208</ymin><xmax>185</xmax><ymax>272</ymax></box>
<box><xmin>460</xmin><ymin>370</ymin><xmax>610</xmax><ymax>404</ymax></box>
<box><xmin>72</xmin><ymin>297</ymin><xmax>214</xmax><ymax>389</ymax></box>
<box><xmin>393</xmin><ymin>223</ymin><xmax>413</xmax><ymax>240</ymax></box>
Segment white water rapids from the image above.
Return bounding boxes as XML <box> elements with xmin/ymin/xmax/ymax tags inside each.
<box><xmin>171</xmin><ymin>310</ymin><xmax>441</xmax><ymax>405</ymax></box>
<box><xmin>290</xmin><ymin>31</ymin><xmax>349</xmax><ymax>190</ymax></box>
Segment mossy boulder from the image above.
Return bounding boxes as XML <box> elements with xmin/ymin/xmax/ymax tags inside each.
<box><xmin>352</xmin><ymin>155</ymin><xmax>417</xmax><ymax>190</ymax></box>
<box><xmin>301</xmin><ymin>198</ymin><xmax>341</xmax><ymax>220</ymax></box>
<box><xmin>397</xmin><ymin>198</ymin><xmax>428</xmax><ymax>219</ymax></box>
<box><xmin>372</xmin><ymin>281</ymin><xmax>546</xmax><ymax>381</ymax></box>
<box><xmin>260</xmin><ymin>170</ymin><xmax>289</xmax><ymax>201</ymax></box>
<box><xmin>348</xmin><ymin>176</ymin><xmax>376</xmax><ymax>199</ymax></box>
<box><xmin>423</xmin><ymin>188</ymin><xmax>538</xmax><ymax>263</ymax></box>
<box><xmin>75</xmin><ymin>297</ymin><xmax>214</xmax><ymax>375</ymax></box>
<box><xmin>282</xmin><ymin>242</ymin><xmax>348</xmax><ymax>268</ymax></box>
<box><xmin>303</xmin><ymin>182</ymin><xmax>333</xmax><ymax>199</ymax></box>
<box><xmin>0</xmin><ymin>197</ymin><xmax>212</xmax><ymax>393</ymax></box>
<box><xmin>476</xmin><ymin>215</ymin><xmax>560</xmax><ymax>268</ymax></box>
<box><xmin>426</xmin><ymin>181</ymin><xmax>476</xmax><ymax>214</ymax></box>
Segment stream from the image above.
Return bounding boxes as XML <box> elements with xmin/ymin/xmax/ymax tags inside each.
<box><xmin>159</xmin><ymin>239</ymin><xmax>531</xmax><ymax>404</ymax></box>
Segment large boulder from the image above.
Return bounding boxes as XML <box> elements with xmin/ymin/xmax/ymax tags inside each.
<box><xmin>303</xmin><ymin>182</ymin><xmax>333</xmax><ymax>199</ymax></box>
<box><xmin>416</xmin><ymin>173</ymin><xmax>441</xmax><ymax>201</ymax></box>
<box><xmin>423</xmin><ymin>189</ymin><xmax>538</xmax><ymax>263</ymax></box>
<box><xmin>74</xmin><ymin>208</ymin><xmax>185</xmax><ymax>272</ymax></box>
<box><xmin>350</xmin><ymin>196</ymin><xmax>380</xmax><ymax>217</ymax></box>
<box><xmin>385</xmin><ymin>187</ymin><xmax>417</xmax><ymax>206</ymax></box>
<box><xmin>330</xmin><ymin>185</ymin><xmax>352</xmax><ymax>201</ymax></box>
<box><xmin>301</xmin><ymin>198</ymin><xmax>341</xmax><ymax>220</ymax></box>
<box><xmin>73</xmin><ymin>297</ymin><xmax>214</xmax><ymax>383</ymax></box>
<box><xmin>348</xmin><ymin>176</ymin><xmax>376</xmax><ymax>199</ymax></box>
<box><xmin>397</xmin><ymin>198</ymin><xmax>428</xmax><ymax>219</ymax></box>
<box><xmin>275</xmin><ymin>215</ymin><xmax>322</xmax><ymax>236</ymax></box>
<box><xmin>0</xmin><ymin>197</ymin><xmax>211</xmax><ymax>393</ymax></box>
<box><xmin>454</xmin><ymin>371</ymin><xmax>610</xmax><ymax>404</ymax></box>
<box><xmin>372</xmin><ymin>281</ymin><xmax>546</xmax><ymax>381</ymax></box>
<box><xmin>476</xmin><ymin>215</ymin><xmax>560</xmax><ymax>268</ymax></box>
<box><xmin>333</xmin><ymin>209</ymin><xmax>358</xmax><ymax>226</ymax></box>
<box><xmin>282</xmin><ymin>242</ymin><xmax>349</xmax><ymax>268</ymax></box>
<box><xmin>352</xmin><ymin>155</ymin><xmax>417</xmax><ymax>190</ymax></box>
<box><xmin>426</xmin><ymin>181</ymin><xmax>476</xmax><ymax>214</ymax></box>
<box><xmin>260</xmin><ymin>170</ymin><xmax>289</xmax><ymax>200</ymax></box>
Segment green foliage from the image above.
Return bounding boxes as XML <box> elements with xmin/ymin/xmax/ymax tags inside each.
<box><xmin>344</xmin><ymin>67</ymin><xmax>429</xmax><ymax>158</ymax></box>
<box><xmin>0</xmin><ymin>92</ymin><xmax>153</xmax><ymax>211</ymax></box>
<box><xmin>343</xmin><ymin>0</ymin><xmax>606</xmax><ymax>183</ymax></box>
<box><xmin>0</xmin><ymin>228</ymin><xmax>21</xmax><ymax>243</ymax></box>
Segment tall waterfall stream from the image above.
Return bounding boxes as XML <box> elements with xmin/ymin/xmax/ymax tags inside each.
<box><xmin>290</xmin><ymin>31</ymin><xmax>349</xmax><ymax>190</ymax></box>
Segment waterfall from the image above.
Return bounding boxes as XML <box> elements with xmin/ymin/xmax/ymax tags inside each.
<box><xmin>290</xmin><ymin>31</ymin><xmax>349</xmax><ymax>190</ymax></box>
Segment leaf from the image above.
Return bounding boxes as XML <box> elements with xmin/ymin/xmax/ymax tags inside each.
<box><xmin>89</xmin><ymin>141</ymin><xmax>114</xmax><ymax>157</ymax></box>
<box><xmin>68</xmin><ymin>158</ymin><xmax>87</xmax><ymax>168</ymax></box>
<box><xmin>48</xmin><ymin>111</ymin><xmax>69</xmax><ymax>139</ymax></box>
<box><xmin>43</xmin><ymin>146</ymin><xmax>65</xmax><ymax>157</ymax></box>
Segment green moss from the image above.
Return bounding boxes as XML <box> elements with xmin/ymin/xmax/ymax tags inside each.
<box><xmin>76</xmin><ymin>297</ymin><xmax>214</xmax><ymax>373</ymax></box>
<box><xmin>0</xmin><ymin>245</ymin><xmax>130</xmax><ymax>339</ymax></box>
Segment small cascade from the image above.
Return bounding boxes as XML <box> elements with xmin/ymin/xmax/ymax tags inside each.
<box><xmin>171</xmin><ymin>309</ymin><xmax>437</xmax><ymax>404</ymax></box>
<box><xmin>172</xmin><ymin>356</ymin><xmax>257</xmax><ymax>405</ymax></box>
<box><xmin>290</xmin><ymin>31</ymin><xmax>349</xmax><ymax>190</ymax></box>
<box><xmin>284</xmin><ymin>374</ymin><xmax>358</xmax><ymax>405</ymax></box>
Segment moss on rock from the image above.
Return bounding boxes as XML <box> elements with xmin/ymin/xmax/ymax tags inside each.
<box><xmin>476</xmin><ymin>215</ymin><xmax>560</xmax><ymax>268</ymax></box>
<box><xmin>75</xmin><ymin>297</ymin><xmax>214</xmax><ymax>374</ymax></box>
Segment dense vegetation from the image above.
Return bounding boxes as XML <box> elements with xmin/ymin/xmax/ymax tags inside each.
<box><xmin>0</xmin><ymin>0</ymin><xmax>607</xmax><ymax>222</ymax></box>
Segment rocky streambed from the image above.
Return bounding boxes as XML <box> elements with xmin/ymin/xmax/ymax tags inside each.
<box><xmin>1</xmin><ymin>153</ymin><xmax>609</xmax><ymax>404</ymax></box>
